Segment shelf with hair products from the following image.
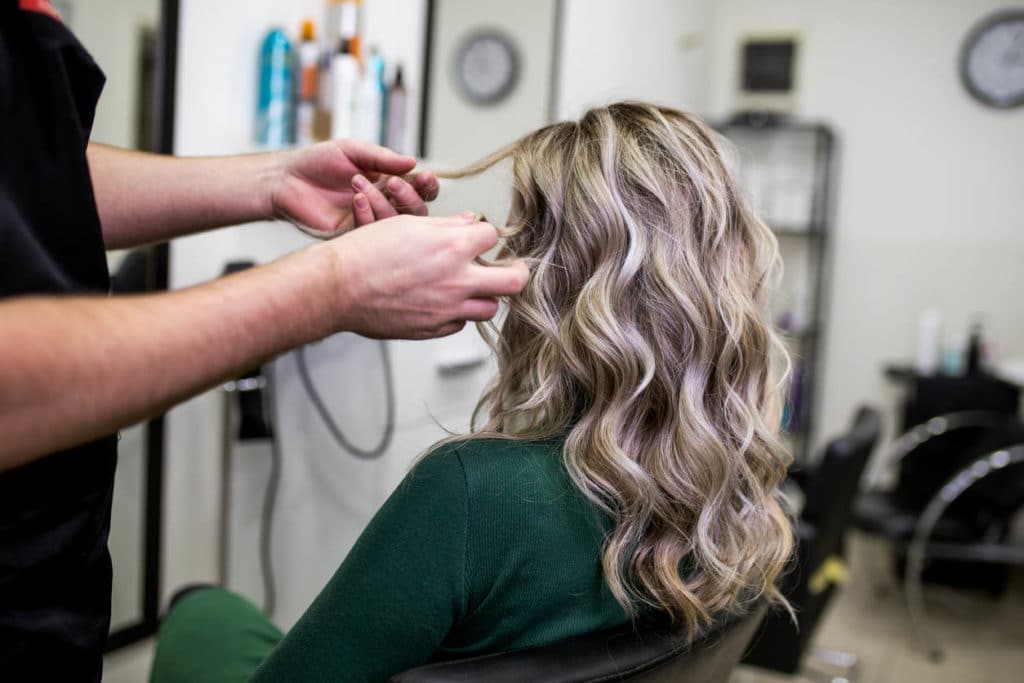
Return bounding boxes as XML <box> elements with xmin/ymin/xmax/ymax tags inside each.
<box><xmin>716</xmin><ymin>112</ymin><xmax>836</xmax><ymax>465</ymax></box>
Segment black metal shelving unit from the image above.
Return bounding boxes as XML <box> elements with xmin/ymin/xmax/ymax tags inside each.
<box><xmin>717</xmin><ymin>113</ymin><xmax>836</xmax><ymax>465</ymax></box>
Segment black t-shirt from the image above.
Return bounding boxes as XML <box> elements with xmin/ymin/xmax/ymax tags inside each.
<box><xmin>1</xmin><ymin>2</ymin><xmax>118</xmax><ymax>680</ymax></box>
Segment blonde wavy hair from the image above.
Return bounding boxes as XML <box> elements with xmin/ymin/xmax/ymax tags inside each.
<box><xmin>437</xmin><ymin>102</ymin><xmax>793</xmax><ymax>638</ymax></box>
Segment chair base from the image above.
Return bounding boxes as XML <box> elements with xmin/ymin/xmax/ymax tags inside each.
<box><xmin>801</xmin><ymin>647</ymin><xmax>859</xmax><ymax>683</ymax></box>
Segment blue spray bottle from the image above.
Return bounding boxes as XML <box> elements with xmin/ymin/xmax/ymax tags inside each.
<box><xmin>257</xmin><ymin>28</ymin><xmax>295</xmax><ymax>148</ymax></box>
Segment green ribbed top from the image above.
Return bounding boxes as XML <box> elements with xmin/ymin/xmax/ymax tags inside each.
<box><xmin>151</xmin><ymin>437</ymin><xmax>631</xmax><ymax>683</ymax></box>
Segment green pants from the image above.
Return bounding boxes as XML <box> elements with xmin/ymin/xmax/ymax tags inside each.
<box><xmin>150</xmin><ymin>587</ymin><xmax>282</xmax><ymax>683</ymax></box>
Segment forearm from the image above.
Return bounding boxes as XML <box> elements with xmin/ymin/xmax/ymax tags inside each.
<box><xmin>88</xmin><ymin>143</ymin><xmax>280</xmax><ymax>249</ymax></box>
<box><xmin>0</xmin><ymin>245</ymin><xmax>337</xmax><ymax>472</ymax></box>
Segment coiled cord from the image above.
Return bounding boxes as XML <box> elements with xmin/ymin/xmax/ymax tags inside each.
<box><xmin>294</xmin><ymin>340</ymin><xmax>395</xmax><ymax>460</ymax></box>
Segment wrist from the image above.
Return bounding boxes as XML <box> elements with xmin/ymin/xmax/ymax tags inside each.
<box><xmin>290</xmin><ymin>241</ymin><xmax>357</xmax><ymax>338</ymax></box>
<box><xmin>253</xmin><ymin>150</ymin><xmax>294</xmax><ymax>222</ymax></box>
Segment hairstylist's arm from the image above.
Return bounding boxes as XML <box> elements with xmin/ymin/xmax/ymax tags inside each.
<box><xmin>0</xmin><ymin>214</ymin><xmax>527</xmax><ymax>472</ymax></box>
<box><xmin>88</xmin><ymin>140</ymin><xmax>439</xmax><ymax>249</ymax></box>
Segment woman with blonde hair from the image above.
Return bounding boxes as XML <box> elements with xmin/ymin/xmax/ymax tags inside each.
<box><xmin>151</xmin><ymin>102</ymin><xmax>793</xmax><ymax>683</ymax></box>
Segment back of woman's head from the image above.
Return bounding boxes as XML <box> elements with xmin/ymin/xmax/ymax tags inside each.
<box><xmin>438</xmin><ymin>101</ymin><xmax>793</xmax><ymax>637</ymax></box>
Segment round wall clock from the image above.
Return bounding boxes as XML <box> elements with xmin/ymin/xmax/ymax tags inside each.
<box><xmin>453</xmin><ymin>30</ymin><xmax>520</xmax><ymax>105</ymax></box>
<box><xmin>960</xmin><ymin>9</ymin><xmax>1024</xmax><ymax>108</ymax></box>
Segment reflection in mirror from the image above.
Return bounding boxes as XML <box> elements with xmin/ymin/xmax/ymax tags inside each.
<box><xmin>70</xmin><ymin>0</ymin><xmax>160</xmax><ymax>150</ymax></box>
<box><xmin>65</xmin><ymin>0</ymin><xmax>166</xmax><ymax>649</ymax></box>
<box><xmin>110</xmin><ymin>424</ymin><xmax>146</xmax><ymax>632</ymax></box>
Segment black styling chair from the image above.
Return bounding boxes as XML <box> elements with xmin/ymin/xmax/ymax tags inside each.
<box><xmin>903</xmin><ymin>435</ymin><xmax>1024</xmax><ymax>660</ymax></box>
<box><xmin>389</xmin><ymin>602</ymin><xmax>768</xmax><ymax>683</ymax></box>
<box><xmin>742</xmin><ymin>406</ymin><xmax>882</xmax><ymax>682</ymax></box>
<box><xmin>852</xmin><ymin>411</ymin><xmax>1022</xmax><ymax>595</ymax></box>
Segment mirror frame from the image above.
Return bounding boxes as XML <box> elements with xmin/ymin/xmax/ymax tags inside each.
<box><xmin>104</xmin><ymin>0</ymin><xmax>177</xmax><ymax>653</ymax></box>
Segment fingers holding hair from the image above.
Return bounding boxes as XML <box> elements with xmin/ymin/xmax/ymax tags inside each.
<box><xmin>412</xmin><ymin>171</ymin><xmax>440</xmax><ymax>202</ymax></box>
<box><xmin>352</xmin><ymin>174</ymin><xmax>398</xmax><ymax>225</ymax></box>
<box><xmin>467</xmin><ymin>260</ymin><xmax>530</xmax><ymax>299</ymax></box>
<box><xmin>384</xmin><ymin>176</ymin><xmax>429</xmax><ymax>216</ymax></box>
<box><xmin>444</xmin><ymin>214</ymin><xmax>530</xmax><ymax>298</ymax></box>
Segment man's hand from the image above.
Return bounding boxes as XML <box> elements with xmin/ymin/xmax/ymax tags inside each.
<box><xmin>89</xmin><ymin>142</ymin><xmax>440</xmax><ymax>249</ymax></box>
<box><xmin>0</xmin><ymin>210</ymin><xmax>526</xmax><ymax>469</ymax></box>
<box><xmin>313</xmin><ymin>212</ymin><xmax>529</xmax><ymax>339</ymax></box>
<box><xmin>270</xmin><ymin>139</ymin><xmax>439</xmax><ymax>239</ymax></box>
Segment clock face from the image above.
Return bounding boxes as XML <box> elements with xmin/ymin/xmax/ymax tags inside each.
<box><xmin>454</xmin><ymin>31</ymin><xmax>520</xmax><ymax>105</ymax></box>
<box><xmin>960</xmin><ymin>10</ymin><xmax>1024</xmax><ymax>108</ymax></box>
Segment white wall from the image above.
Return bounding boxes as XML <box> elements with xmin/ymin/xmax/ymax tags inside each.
<box><xmin>556</xmin><ymin>0</ymin><xmax>712</xmax><ymax>119</ymax></box>
<box><xmin>706</xmin><ymin>0</ymin><xmax>1024</xmax><ymax>453</ymax></box>
<box><xmin>424</xmin><ymin>0</ymin><xmax>557</xmax><ymax>164</ymax></box>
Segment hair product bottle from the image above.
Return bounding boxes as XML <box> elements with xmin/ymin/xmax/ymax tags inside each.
<box><xmin>358</xmin><ymin>50</ymin><xmax>386</xmax><ymax>145</ymax></box>
<box><xmin>331</xmin><ymin>39</ymin><xmax>359</xmax><ymax>140</ymax></box>
<box><xmin>256</xmin><ymin>28</ymin><xmax>295</xmax><ymax>148</ymax></box>
<box><xmin>296</xmin><ymin>19</ymin><xmax>319</xmax><ymax>146</ymax></box>
<box><xmin>385</xmin><ymin>64</ymin><xmax>408</xmax><ymax>153</ymax></box>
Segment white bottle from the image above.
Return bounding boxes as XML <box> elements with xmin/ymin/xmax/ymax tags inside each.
<box><xmin>296</xmin><ymin>20</ymin><xmax>319</xmax><ymax>146</ymax></box>
<box><xmin>331</xmin><ymin>40</ymin><xmax>359</xmax><ymax>140</ymax></box>
<box><xmin>916</xmin><ymin>309</ymin><xmax>942</xmax><ymax>376</ymax></box>
<box><xmin>357</xmin><ymin>51</ymin><xmax>385</xmax><ymax>144</ymax></box>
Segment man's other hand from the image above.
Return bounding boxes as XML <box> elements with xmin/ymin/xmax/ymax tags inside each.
<box><xmin>270</xmin><ymin>139</ymin><xmax>439</xmax><ymax>239</ymax></box>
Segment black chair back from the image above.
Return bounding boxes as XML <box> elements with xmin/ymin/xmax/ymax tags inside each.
<box><xmin>801</xmin><ymin>406</ymin><xmax>884</xmax><ymax>558</ymax></box>
<box><xmin>893</xmin><ymin>373</ymin><xmax>1021</xmax><ymax>508</ymax></box>
<box><xmin>743</xmin><ymin>406</ymin><xmax>882</xmax><ymax>673</ymax></box>
<box><xmin>389</xmin><ymin>602</ymin><xmax>768</xmax><ymax>683</ymax></box>
<box><xmin>957</xmin><ymin>420</ymin><xmax>1024</xmax><ymax>517</ymax></box>
<box><xmin>896</xmin><ymin>424</ymin><xmax>1001</xmax><ymax>509</ymax></box>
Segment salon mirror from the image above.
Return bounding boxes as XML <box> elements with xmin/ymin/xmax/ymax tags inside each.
<box><xmin>66</xmin><ymin>0</ymin><xmax>176</xmax><ymax>650</ymax></box>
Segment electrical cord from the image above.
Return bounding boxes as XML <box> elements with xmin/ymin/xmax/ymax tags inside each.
<box><xmin>259</xmin><ymin>362</ymin><xmax>281</xmax><ymax>617</ymax></box>
<box><xmin>255</xmin><ymin>338</ymin><xmax>395</xmax><ymax>618</ymax></box>
<box><xmin>294</xmin><ymin>340</ymin><xmax>395</xmax><ymax>460</ymax></box>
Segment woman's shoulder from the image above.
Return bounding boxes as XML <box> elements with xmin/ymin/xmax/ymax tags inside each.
<box><xmin>427</xmin><ymin>435</ymin><xmax>562</xmax><ymax>459</ymax></box>
<box><xmin>419</xmin><ymin>435</ymin><xmax>572</xmax><ymax>501</ymax></box>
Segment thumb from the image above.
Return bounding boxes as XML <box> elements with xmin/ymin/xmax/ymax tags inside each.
<box><xmin>342</xmin><ymin>139</ymin><xmax>417</xmax><ymax>175</ymax></box>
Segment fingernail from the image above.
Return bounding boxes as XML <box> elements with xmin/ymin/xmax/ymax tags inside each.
<box><xmin>354</xmin><ymin>194</ymin><xmax>368</xmax><ymax>209</ymax></box>
<box><xmin>457</xmin><ymin>210</ymin><xmax>476</xmax><ymax>221</ymax></box>
<box><xmin>352</xmin><ymin>175</ymin><xmax>368</xmax><ymax>190</ymax></box>
<box><xmin>387</xmin><ymin>176</ymin><xmax>402</xmax><ymax>191</ymax></box>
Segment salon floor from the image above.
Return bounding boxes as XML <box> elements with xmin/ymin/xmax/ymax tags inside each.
<box><xmin>104</xmin><ymin>532</ymin><xmax>1024</xmax><ymax>683</ymax></box>
<box><xmin>732</xmin><ymin>532</ymin><xmax>1024</xmax><ymax>683</ymax></box>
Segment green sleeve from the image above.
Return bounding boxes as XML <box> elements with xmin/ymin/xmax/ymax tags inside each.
<box><xmin>249</xmin><ymin>447</ymin><xmax>470</xmax><ymax>682</ymax></box>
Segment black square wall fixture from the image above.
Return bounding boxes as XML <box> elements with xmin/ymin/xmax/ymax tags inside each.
<box><xmin>742</xmin><ymin>40</ymin><xmax>797</xmax><ymax>92</ymax></box>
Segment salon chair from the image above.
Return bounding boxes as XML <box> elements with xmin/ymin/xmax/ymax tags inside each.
<box><xmin>852</xmin><ymin>415</ymin><xmax>1024</xmax><ymax>658</ymax></box>
<box><xmin>852</xmin><ymin>411</ymin><xmax>1023</xmax><ymax>594</ymax></box>
<box><xmin>742</xmin><ymin>406</ymin><xmax>882</xmax><ymax>682</ymax></box>
<box><xmin>389</xmin><ymin>602</ymin><xmax>767</xmax><ymax>683</ymax></box>
<box><xmin>902</xmin><ymin>435</ymin><xmax>1024</xmax><ymax>660</ymax></box>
